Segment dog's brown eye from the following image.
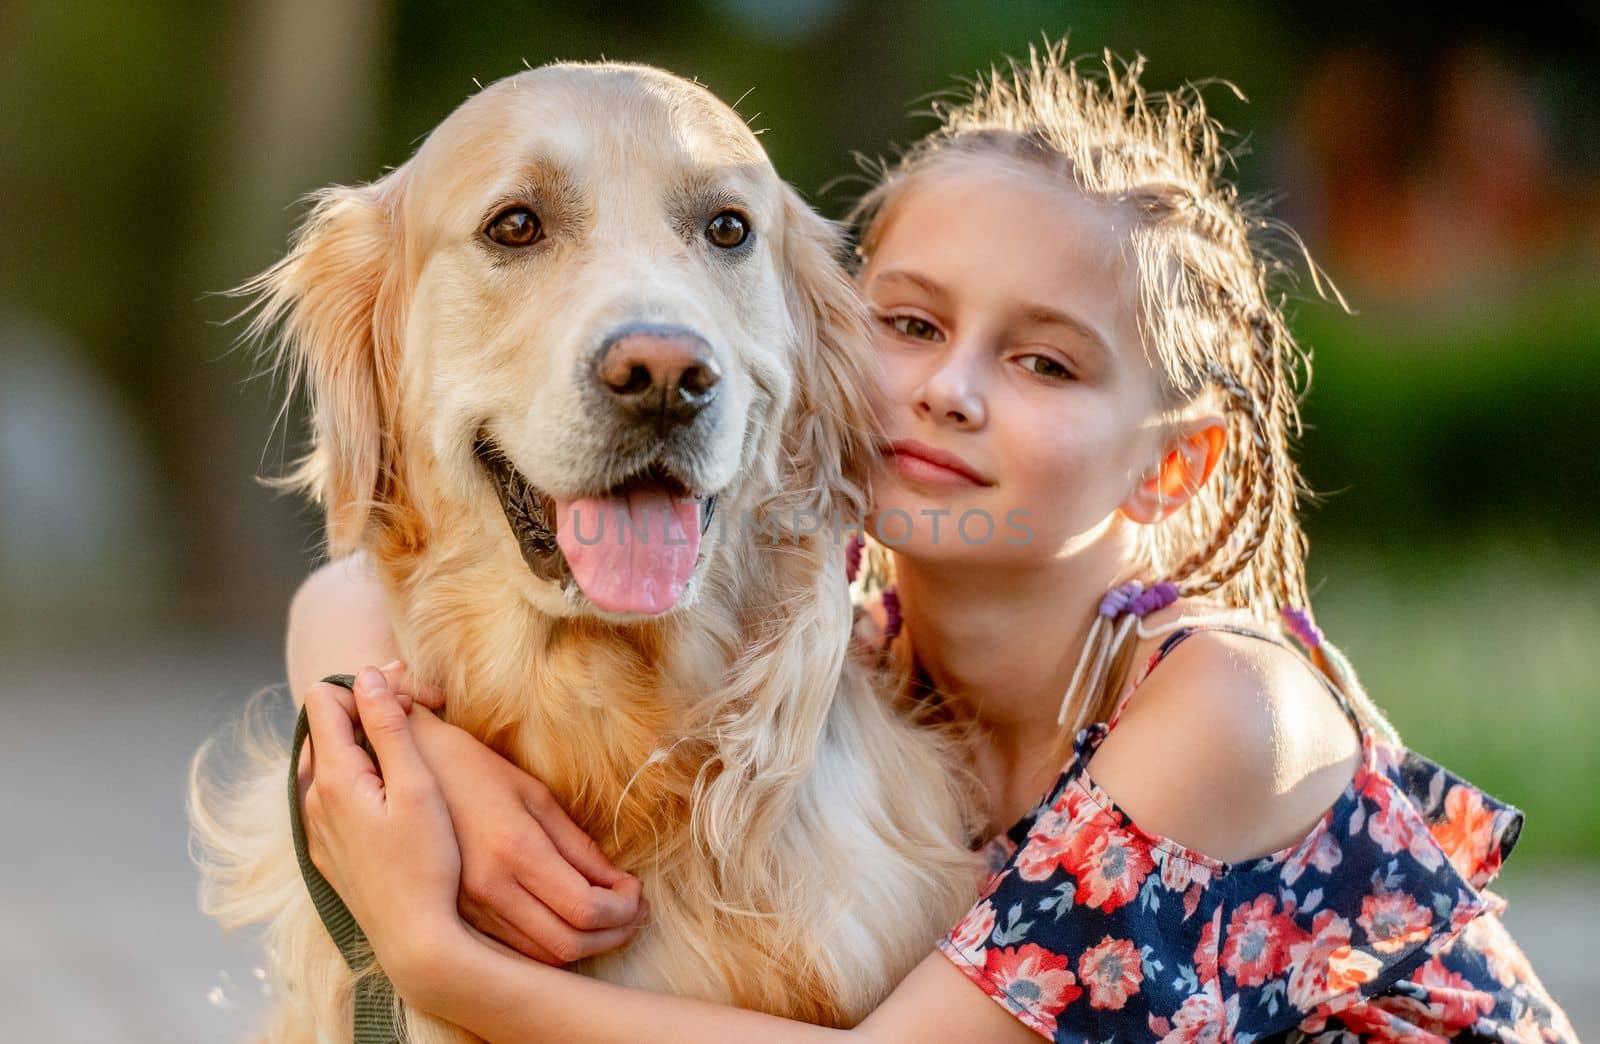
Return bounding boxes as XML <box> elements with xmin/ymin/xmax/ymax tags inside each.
<box><xmin>706</xmin><ymin>211</ymin><xmax>748</xmax><ymax>249</ymax></box>
<box><xmin>486</xmin><ymin>207</ymin><xmax>543</xmax><ymax>247</ymax></box>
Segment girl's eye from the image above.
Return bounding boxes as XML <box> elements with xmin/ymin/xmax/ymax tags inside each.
<box><xmin>1019</xmin><ymin>353</ymin><xmax>1074</xmax><ymax>380</ymax></box>
<box><xmin>888</xmin><ymin>315</ymin><xmax>942</xmax><ymax>341</ymax></box>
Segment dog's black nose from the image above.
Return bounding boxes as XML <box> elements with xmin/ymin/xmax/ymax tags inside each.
<box><xmin>596</xmin><ymin>325</ymin><xmax>721</xmax><ymax>429</ymax></box>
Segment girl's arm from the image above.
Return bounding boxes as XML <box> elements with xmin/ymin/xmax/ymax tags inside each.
<box><xmin>286</xmin><ymin>552</ymin><xmax>405</xmax><ymax>703</ymax></box>
<box><xmin>411</xmin><ymin>930</ymin><xmax>1034</xmax><ymax>1044</ymax></box>
<box><xmin>286</xmin><ymin>556</ymin><xmax>647</xmax><ymax>964</ymax></box>
<box><xmin>305</xmin><ymin>671</ymin><xmax>1040</xmax><ymax>1044</ymax></box>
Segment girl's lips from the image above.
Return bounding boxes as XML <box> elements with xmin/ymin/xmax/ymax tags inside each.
<box><xmin>889</xmin><ymin>452</ymin><xmax>982</xmax><ymax>488</ymax></box>
<box><xmin>884</xmin><ymin>440</ymin><xmax>994</xmax><ymax>488</ymax></box>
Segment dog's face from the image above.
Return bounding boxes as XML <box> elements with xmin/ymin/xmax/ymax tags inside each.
<box><xmin>253</xmin><ymin>63</ymin><xmax>881</xmax><ymax>621</ymax></box>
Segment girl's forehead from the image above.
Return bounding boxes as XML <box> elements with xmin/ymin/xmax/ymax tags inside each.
<box><xmin>874</xmin><ymin>159</ymin><xmax>1133</xmax><ymax>269</ymax></box>
<box><xmin>864</xmin><ymin>158</ymin><xmax>1142</xmax><ymax>335</ymax></box>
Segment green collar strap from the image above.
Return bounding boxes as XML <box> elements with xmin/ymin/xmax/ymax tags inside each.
<box><xmin>288</xmin><ymin>673</ymin><xmax>402</xmax><ymax>1043</ymax></box>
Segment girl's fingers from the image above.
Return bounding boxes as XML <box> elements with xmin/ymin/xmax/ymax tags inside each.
<box><xmin>296</xmin><ymin>728</ymin><xmax>316</xmax><ymax>807</ymax></box>
<box><xmin>312</xmin><ymin>677</ymin><xmax>360</xmax><ymax>720</ymax></box>
<box><xmin>302</xmin><ymin>665</ymin><xmax>431</xmax><ymax>716</ymax></box>
<box><xmin>523</xmin><ymin>784</ymin><xmax>634</xmax><ymax>889</ymax></box>
<box><xmin>460</xmin><ymin>902</ymin><xmax>566</xmax><ymax>966</ymax></box>
<box><xmin>475</xmin><ymin>878</ymin><xmax>642</xmax><ymax>964</ymax></box>
<box><xmin>377</xmin><ymin>660</ymin><xmax>448</xmax><ymax>712</ymax></box>
<box><xmin>351</xmin><ymin>667</ymin><xmax>432</xmax><ymax>798</ymax></box>
<box><xmin>304</xmin><ymin>682</ymin><xmax>378</xmax><ymax>787</ymax></box>
<box><xmin>512</xmin><ymin>827</ymin><xmax>644</xmax><ymax>931</ymax></box>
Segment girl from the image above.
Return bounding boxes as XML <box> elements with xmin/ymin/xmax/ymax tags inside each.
<box><xmin>292</xmin><ymin>43</ymin><xmax>1577</xmax><ymax>1041</ymax></box>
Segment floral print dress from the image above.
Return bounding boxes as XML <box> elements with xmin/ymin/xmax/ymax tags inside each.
<box><xmin>852</xmin><ymin>592</ymin><xmax>1578</xmax><ymax>1042</ymax></box>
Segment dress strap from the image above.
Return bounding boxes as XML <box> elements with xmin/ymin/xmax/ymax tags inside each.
<box><xmin>1108</xmin><ymin>621</ymin><xmax>1363</xmax><ymax>735</ymax></box>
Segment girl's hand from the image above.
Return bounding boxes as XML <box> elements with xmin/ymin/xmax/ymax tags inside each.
<box><xmin>404</xmin><ymin>696</ymin><xmax>650</xmax><ymax>966</ymax></box>
<box><xmin>292</xmin><ymin>662</ymin><xmax>441</xmax><ymax>836</ymax></box>
<box><xmin>301</xmin><ymin>667</ymin><xmax>468</xmax><ymax>979</ymax></box>
<box><xmin>304</xmin><ymin>663</ymin><xmax>649</xmax><ymax>966</ymax></box>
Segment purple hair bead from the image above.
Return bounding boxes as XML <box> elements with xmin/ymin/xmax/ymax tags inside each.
<box><xmin>1281</xmin><ymin>604</ymin><xmax>1324</xmax><ymax>649</ymax></box>
<box><xmin>881</xmin><ymin>585</ymin><xmax>902</xmax><ymax>642</ymax></box>
<box><xmin>845</xmin><ymin>533</ymin><xmax>863</xmax><ymax>583</ymax></box>
<box><xmin>1127</xmin><ymin>581</ymin><xmax>1179</xmax><ymax>618</ymax></box>
<box><xmin>1098</xmin><ymin>581</ymin><xmax>1145</xmax><ymax>617</ymax></box>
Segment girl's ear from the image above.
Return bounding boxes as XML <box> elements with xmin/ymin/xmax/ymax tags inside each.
<box><xmin>243</xmin><ymin>172</ymin><xmax>409</xmax><ymax>557</ymax></box>
<box><xmin>773</xmin><ymin>184</ymin><xmax>884</xmax><ymax>531</ymax></box>
<box><xmin>1119</xmin><ymin>415</ymin><xmax>1227</xmax><ymax>524</ymax></box>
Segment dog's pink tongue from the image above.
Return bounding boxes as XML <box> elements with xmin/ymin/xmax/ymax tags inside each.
<box><xmin>553</xmin><ymin>482</ymin><xmax>701</xmax><ymax>615</ymax></box>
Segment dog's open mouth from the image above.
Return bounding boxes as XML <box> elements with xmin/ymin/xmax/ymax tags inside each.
<box><xmin>474</xmin><ymin>432</ymin><xmax>717</xmax><ymax>615</ymax></box>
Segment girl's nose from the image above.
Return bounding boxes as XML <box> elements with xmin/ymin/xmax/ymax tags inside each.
<box><xmin>914</xmin><ymin>345</ymin><xmax>986</xmax><ymax>429</ymax></box>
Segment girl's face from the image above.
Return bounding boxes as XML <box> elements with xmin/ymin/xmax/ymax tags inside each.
<box><xmin>859</xmin><ymin>158</ymin><xmax>1169</xmax><ymax>565</ymax></box>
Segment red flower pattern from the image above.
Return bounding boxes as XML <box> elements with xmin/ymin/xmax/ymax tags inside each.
<box><xmin>1078</xmin><ymin>935</ymin><xmax>1144</xmax><ymax>1010</ymax></box>
<box><xmin>1193</xmin><ymin>912</ymin><xmax>1220</xmax><ymax>983</ymax></box>
<box><xmin>946</xmin><ymin>899</ymin><xmax>996</xmax><ymax>968</ymax></box>
<box><xmin>1157</xmin><ymin>980</ymin><xmax>1237</xmax><ymax>1044</ymax></box>
<box><xmin>1222</xmin><ymin>894</ymin><xmax>1307</xmax><ymax>986</ymax></box>
<box><xmin>1286</xmin><ymin>909</ymin><xmax>1383</xmax><ymax>1010</ymax></box>
<box><xmin>1067</xmin><ymin>822</ymin><xmax>1157</xmax><ymax>913</ymax></box>
<box><xmin>982</xmin><ymin>944</ymin><xmax>1082</xmax><ymax>1036</ymax></box>
<box><xmin>1359</xmin><ymin>890</ymin><xmax>1435</xmax><ymax>954</ymax></box>
<box><xmin>1430</xmin><ymin>783</ymin><xmax>1504</xmax><ymax>887</ymax></box>
<box><xmin>1412</xmin><ymin>954</ymin><xmax>1497</xmax><ymax>1029</ymax></box>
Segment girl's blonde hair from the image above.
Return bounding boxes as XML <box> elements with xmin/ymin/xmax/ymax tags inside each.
<box><xmin>849</xmin><ymin>39</ymin><xmax>1399</xmax><ymax>744</ymax></box>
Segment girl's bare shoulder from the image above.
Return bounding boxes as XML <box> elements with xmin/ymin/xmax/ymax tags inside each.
<box><xmin>1085</xmin><ymin>622</ymin><xmax>1363</xmax><ymax>864</ymax></box>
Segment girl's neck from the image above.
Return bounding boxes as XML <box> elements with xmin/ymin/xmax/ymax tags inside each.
<box><xmin>889</xmin><ymin>519</ymin><xmax>1136</xmax><ymax>745</ymax></box>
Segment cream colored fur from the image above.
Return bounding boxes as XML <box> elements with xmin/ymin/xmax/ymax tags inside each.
<box><xmin>189</xmin><ymin>62</ymin><xmax>980</xmax><ymax>1043</ymax></box>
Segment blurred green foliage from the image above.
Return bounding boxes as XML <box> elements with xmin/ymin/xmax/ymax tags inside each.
<box><xmin>1312</xmin><ymin>541</ymin><xmax>1600</xmax><ymax>864</ymax></box>
<box><xmin>1295</xmin><ymin>274</ymin><xmax>1600</xmax><ymax>547</ymax></box>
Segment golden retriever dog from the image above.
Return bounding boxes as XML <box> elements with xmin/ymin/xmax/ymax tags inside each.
<box><xmin>189</xmin><ymin>61</ymin><xmax>980</xmax><ymax>1043</ymax></box>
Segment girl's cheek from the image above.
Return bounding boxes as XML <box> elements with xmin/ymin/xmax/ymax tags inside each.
<box><xmin>872</xmin><ymin>352</ymin><xmax>921</xmax><ymax>412</ymax></box>
<box><xmin>857</xmin><ymin>353</ymin><xmax>891</xmax><ymax>421</ymax></box>
<box><xmin>1023</xmin><ymin>438</ymin><xmax>1100</xmax><ymax>514</ymax></box>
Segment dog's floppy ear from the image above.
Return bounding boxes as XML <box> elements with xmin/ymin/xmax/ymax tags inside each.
<box><xmin>241</xmin><ymin>171</ymin><xmax>408</xmax><ymax>557</ymax></box>
<box><xmin>776</xmin><ymin>185</ymin><xmax>884</xmax><ymax>531</ymax></box>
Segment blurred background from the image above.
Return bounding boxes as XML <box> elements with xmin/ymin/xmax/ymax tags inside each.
<box><xmin>1</xmin><ymin>2</ymin><xmax>1595</xmax><ymax>1039</ymax></box>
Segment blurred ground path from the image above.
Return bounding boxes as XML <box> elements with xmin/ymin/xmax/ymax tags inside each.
<box><xmin>1</xmin><ymin>634</ymin><xmax>1594</xmax><ymax>1041</ymax></box>
<box><xmin>1</xmin><ymin>633</ymin><xmax>278</xmax><ymax>1042</ymax></box>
